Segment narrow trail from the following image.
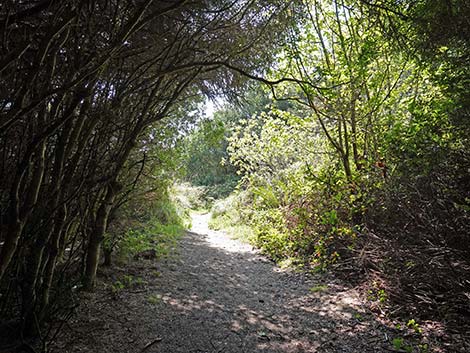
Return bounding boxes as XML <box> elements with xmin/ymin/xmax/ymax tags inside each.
<box><xmin>55</xmin><ymin>213</ymin><xmax>395</xmax><ymax>353</ymax></box>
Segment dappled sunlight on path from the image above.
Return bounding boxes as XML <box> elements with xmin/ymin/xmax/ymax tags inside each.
<box><xmin>54</xmin><ymin>212</ymin><xmax>397</xmax><ymax>353</ymax></box>
<box><xmin>191</xmin><ymin>212</ymin><xmax>254</xmax><ymax>254</ymax></box>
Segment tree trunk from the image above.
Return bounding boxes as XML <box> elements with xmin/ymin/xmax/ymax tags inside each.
<box><xmin>0</xmin><ymin>139</ymin><xmax>46</xmax><ymax>282</ymax></box>
<box><xmin>103</xmin><ymin>247</ymin><xmax>112</xmax><ymax>267</ymax></box>
<box><xmin>0</xmin><ymin>221</ymin><xmax>24</xmax><ymax>281</ymax></box>
<box><xmin>37</xmin><ymin>204</ymin><xmax>68</xmax><ymax>322</ymax></box>
<box><xmin>83</xmin><ymin>184</ymin><xmax>117</xmax><ymax>290</ymax></box>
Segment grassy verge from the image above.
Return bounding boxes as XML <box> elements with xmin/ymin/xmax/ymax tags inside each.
<box><xmin>105</xmin><ymin>184</ymin><xmax>191</xmax><ymax>264</ymax></box>
<box><xmin>208</xmin><ymin>191</ymin><xmax>254</xmax><ymax>242</ymax></box>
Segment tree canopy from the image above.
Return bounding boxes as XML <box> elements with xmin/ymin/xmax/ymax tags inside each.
<box><xmin>0</xmin><ymin>0</ymin><xmax>469</xmax><ymax>351</ymax></box>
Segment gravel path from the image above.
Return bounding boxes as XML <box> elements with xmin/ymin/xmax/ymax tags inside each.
<box><xmin>54</xmin><ymin>213</ymin><xmax>397</xmax><ymax>353</ymax></box>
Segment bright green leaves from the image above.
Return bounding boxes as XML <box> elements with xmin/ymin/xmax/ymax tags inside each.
<box><xmin>226</xmin><ymin>104</ymin><xmax>360</xmax><ymax>268</ymax></box>
<box><xmin>383</xmin><ymin>75</ymin><xmax>454</xmax><ymax>174</ymax></box>
<box><xmin>182</xmin><ymin>117</ymin><xmax>238</xmax><ymax>189</ymax></box>
<box><xmin>321</xmin><ymin>209</ymin><xmax>338</xmax><ymax>226</ymax></box>
<box><xmin>228</xmin><ymin>109</ymin><xmax>322</xmax><ymax>189</ymax></box>
<box><xmin>271</xmin><ymin>0</ymin><xmax>422</xmax><ymax>181</ymax></box>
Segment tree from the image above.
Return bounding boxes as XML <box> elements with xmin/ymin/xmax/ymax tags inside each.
<box><xmin>271</xmin><ymin>0</ymin><xmax>419</xmax><ymax>182</ymax></box>
<box><xmin>0</xmin><ymin>0</ymin><xmax>292</xmax><ymax>340</ymax></box>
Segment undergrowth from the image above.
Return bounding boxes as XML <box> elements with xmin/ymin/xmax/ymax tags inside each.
<box><xmin>209</xmin><ymin>190</ymin><xmax>254</xmax><ymax>242</ymax></box>
<box><xmin>105</xmin><ymin>184</ymin><xmax>190</xmax><ymax>264</ymax></box>
<box><xmin>174</xmin><ymin>181</ymin><xmax>238</xmax><ymax>211</ymax></box>
<box><xmin>208</xmin><ymin>164</ymin><xmax>470</xmax><ymax>351</ymax></box>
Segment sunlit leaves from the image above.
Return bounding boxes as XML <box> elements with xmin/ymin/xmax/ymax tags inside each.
<box><xmin>271</xmin><ymin>0</ymin><xmax>425</xmax><ymax>178</ymax></box>
<box><xmin>228</xmin><ymin>109</ymin><xmax>324</xmax><ymax>190</ymax></box>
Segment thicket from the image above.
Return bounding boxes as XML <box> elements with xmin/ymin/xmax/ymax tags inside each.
<box><xmin>207</xmin><ymin>0</ymin><xmax>470</xmax><ymax>339</ymax></box>
<box><xmin>179</xmin><ymin>85</ymin><xmax>295</xmax><ymax>204</ymax></box>
<box><xmin>180</xmin><ymin>117</ymin><xmax>239</xmax><ymax>203</ymax></box>
<box><xmin>1</xmin><ymin>0</ymin><xmax>469</xmax><ymax>350</ymax></box>
<box><xmin>0</xmin><ymin>0</ymin><xmax>291</xmax><ymax>348</ymax></box>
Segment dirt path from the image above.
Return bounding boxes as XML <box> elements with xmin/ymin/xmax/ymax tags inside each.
<box><xmin>54</xmin><ymin>213</ymin><xmax>396</xmax><ymax>353</ymax></box>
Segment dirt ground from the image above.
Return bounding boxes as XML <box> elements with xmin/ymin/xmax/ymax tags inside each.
<box><xmin>52</xmin><ymin>213</ymin><xmax>429</xmax><ymax>353</ymax></box>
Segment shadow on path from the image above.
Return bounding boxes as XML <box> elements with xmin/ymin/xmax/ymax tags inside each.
<box><xmin>53</xmin><ymin>213</ymin><xmax>395</xmax><ymax>353</ymax></box>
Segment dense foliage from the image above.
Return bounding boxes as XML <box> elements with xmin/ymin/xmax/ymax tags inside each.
<box><xmin>179</xmin><ymin>85</ymin><xmax>276</xmax><ymax>201</ymax></box>
<box><xmin>181</xmin><ymin>117</ymin><xmax>239</xmax><ymax>201</ymax></box>
<box><xmin>0</xmin><ymin>0</ymin><xmax>290</xmax><ymax>345</ymax></box>
<box><xmin>208</xmin><ymin>0</ymin><xmax>470</xmax><ymax>342</ymax></box>
<box><xmin>1</xmin><ymin>0</ymin><xmax>469</xmax><ymax>350</ymax></box>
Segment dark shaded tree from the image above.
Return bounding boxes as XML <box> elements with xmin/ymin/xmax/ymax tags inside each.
<box><xmin>0</xmin><ymin>0</ymin><xmax>292</xmax><ymax>344</ymax></box>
